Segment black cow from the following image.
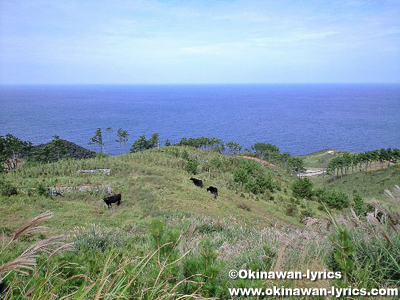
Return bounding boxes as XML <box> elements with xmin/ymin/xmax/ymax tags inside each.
<box><xmin>103</xmin><ymin>194</ymin><xmax>122</xmax><ymax>208</ymax></box>
<box><xmin>207</xmin><ymin>186</ymin><xmax>218</xmax><ymax>199</ymax></box>
<box><xmin>189</xmin><ymin>177</ymin><xmax>203</xmax><ymax>188</ymax></box>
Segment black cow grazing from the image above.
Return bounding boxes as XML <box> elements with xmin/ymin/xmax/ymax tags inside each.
<box><xmin>207</xmin><ymin>186</ymin><xmax>218</xmax><ymax>199</ymax></box>
<box><xmin>103</xmin><ymin>194</ymin><xmax>122</xmax><ymax>209</ymax></box>
<box><xmin>189</xmin><ymin>177</ymin><xmax>203</xmax><ymax>188</ymax></box>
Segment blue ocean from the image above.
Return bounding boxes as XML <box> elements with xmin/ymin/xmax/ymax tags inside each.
<box><xmin>0</xmin><ymin>84</ymin><xmax>399</xmax><ymax>155</ymax></box>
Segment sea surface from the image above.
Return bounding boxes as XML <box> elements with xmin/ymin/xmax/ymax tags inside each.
<box><xmin>0</xmin><ymin>84</ymin><xmax>399</xmax><ymax>155</ymax></box>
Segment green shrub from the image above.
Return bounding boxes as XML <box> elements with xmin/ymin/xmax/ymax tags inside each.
<box><xmin>150</xmin><ymin>218</ymin><xmax>165</xmax><ymax>249</ymax></box>
<box><xmin>352</xmin><ymin>193</ymin><xmax>366</xmax><ymax>216</ymax></box>
<box><xmin>326</xmin><ymin>210</ymin><xmax>400</xmax><ymax>289</ymax></box>
<box><xmin>233</xmin><ymin>168</ymin><xmax>249</xmax><ymax>184</ymax></box>
<box><xmin>234</xmin><ymin>160</ymin><xmax>274</xmax><ymax>195</ymax></box>
<box><xmin>185</xmin><ymin>158</ymin><xmax>198</xmax><ymax>175</ymax></box>
<box><xmin>95</xmin><ymin>153</ymin><xmax>108</xmax><ymax>159</ymax></box>
<box><xmin>286</xmin><ymin>203</ymin><xmax>298</xmax><ymax>217</ymax></box>
<box><xmin>291</xmin><ymin>177</ymin><xmax>313</xmax><ymax>199</ymax></box>
<box><xmin>329</xmin><ymin>226</ymin><xmax>356</xmax><ymax>285</ymax></box>
<box><xmin>244</xmin><ymin>178</ymin><xmax>258</xmax><ymax>194</ymax></box>
<box><xmin>249</xmin><ymin>244</ymin><xmax>276</xmax><ymax>272</ymax></box>
<box><xmin>210</xmin><ymin>157</ymin><xmax>223</xmax><ymax>170</ymax></box>
<box><xmin>255</xmin><ymin>173</ymin><xmax>275</xmax><ymax>193</ymax></box>
<box><xmin>0</xmin><ymin>180</ymin><xmax>18</xmax><ymax>197</ymax></box>
<box><xmin>244</xmin><ymin>175</ymin><xmax>274</xmax><ymax>195</ymax></box>
<box><xmin>196</xmin><ymin>223</ymin><xmax>225</xmax><ymax>234</ymax></box>
<box><xmin>181</xmin><ymin>150</ymin><xmax>190</xmax><ymax>160</ymax></box>
<box><xmin>300</xmin><ymin>206</ymin><xmax>315</xmax><ymax>220</ymax></box>
<box><xmin>240</xmin><ymin>159</ymin><xmax>260</xmax><ymax>175</ymax></box>
<box><xmin>318</xmin><ymin>190</ymin><xmax>350</xmax><ymax>209</ymax></box>
<box><xmin>36</xmin><ymin>183</ymin><xmax>48</xmax><ymax>197</ymax></box>
<box><xmin>150</xmin><ymin>218</ymin><xmax>180</xmax><ymax>260</ymax></box>
<box><xmin>181</xmin><ymin>239</ymin><xmax>225</xmax><ymax>297</ymax></box>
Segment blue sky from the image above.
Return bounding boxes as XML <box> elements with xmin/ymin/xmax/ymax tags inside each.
<box><xmin>1</xmin><ymin>0</ymin><xmax>399</xmax><ymax>84</ymax></box>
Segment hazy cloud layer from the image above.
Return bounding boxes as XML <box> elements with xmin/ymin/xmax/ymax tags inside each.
<box><xmin>1</xmin><ymin>0</ymin><xmax>399</xmax><ymax>83</ymax></box>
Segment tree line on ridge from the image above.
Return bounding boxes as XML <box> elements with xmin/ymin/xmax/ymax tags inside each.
<box><xmin>327</xmin><ymin>149</ymin><xmax>400</xmax><ymax>181</ymax></box>
<box><xmin>1</xmin><ymin>129</ymin><xmax>398</xmax><ymax>182</ymax></box>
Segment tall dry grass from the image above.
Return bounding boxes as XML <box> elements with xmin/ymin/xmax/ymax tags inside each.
<box><xmin>0</xmin><ymin>212</ymin><xmax>73</xmax><ymax>284</ymax></box>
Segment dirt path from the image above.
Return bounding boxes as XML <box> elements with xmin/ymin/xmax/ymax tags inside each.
<box><xmin>241</xmin><ymin>156</ymin><xmax>275</xmax><ymax>167</ymax></box>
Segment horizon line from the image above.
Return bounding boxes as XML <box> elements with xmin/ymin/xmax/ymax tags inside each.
<box><xmin>1</xmin><ymin>82</ymin><xmax>400</xmax><ymax>86</ymax></box>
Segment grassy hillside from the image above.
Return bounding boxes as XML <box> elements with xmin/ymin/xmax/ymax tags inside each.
<box><xmin>1</xmin><ymin>147</ymin><xmax>313</xmax><ymax>234</ymax></box>
<box><xmin>311</xmin><ymin>164</ymin><xmax>400</xmax><ymax>203</ymax></box>
<box><xmin>297</xmin><ymin>148</ymin><xmax>353</xmax><ymax>169</ymax></box>
<box><xmin>1</xmin><ymin>147</ymin><xmax>399</xmax><ymax>299</ymax></box>
<box><xmin>3</xmin><ymin>145</ymin><xmax>398</xmax><ymax>233</ymax></box>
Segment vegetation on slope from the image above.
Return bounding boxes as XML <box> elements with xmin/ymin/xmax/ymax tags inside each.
<box><xmin>1</xmin><ymin>183</ymin><xmax>399</xmax><ymax>299</ymax></box>
<box><xmin>312</xmin><ymin>164</ymin><xmax>400</xmax><ymax>203</ymax></box>
<box><xmin>26</xmin><ymin>138</ymin><xmax>96</xmax><ymax>163</ymax></box>
<box><xmin>1</xmin><ymin>133</ymin><xmax>97</xmax><ymax>173</ymax></box>
<box><xmin>0</xmin><ymin>146</ymin><xmax>309</xmax><ymax>233</ymax></box>
<box><xmin>326</xmin><ymin>148</ymin><xmax>400</xmax><ymax>181</ymax></box>
<box><xmin>295</xmin><ymin>149</ymin><xmax>351</xmax><ymax>169</ymax></box>
<box><xmin>1</xmin><ymin>139</ymin><xmax>400</xmax><ymax>299</ymax></box>
<box><xmin>297</xmin><ymin>147</ymin><xmax>400</xmax><ymax>203</ymax></box>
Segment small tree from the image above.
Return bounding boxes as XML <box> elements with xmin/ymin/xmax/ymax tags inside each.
<box><xmin>280</xmin><ymin>152</ymin><xmax>291</xmax><ymax>171</ymax></box>
<box><xmin>148</xmin><ymin>133</ymin><xmax>159</xmax><ymax>149</ymax></box>
<box><xmin>121</xmin><ymin>130</ymin><xmax>130</xmax><ymax>153</ymax></box>
<box><xmin>52</xmin><ymin>135</ymin><xmax>61</xmax><ymax>161</ymax></box>
<box><xmin>255</xmin><ymin>173</ymin><xmax>275</xmax><ymax>194</ymax></box>
<box><xmin>130</xmin><ymin>135</ymin><xmax>148</xmax><ymax>153</ymax></box>
<box><xmin>0</xmin><ymin>134</ymin><xmax>31</xmax><ymax>172</ymax></box>
<box><xmin>291</xmin><ymin>177</ymin><xmax>313</xmax><ymax>199</ymax></box>
<box><xmin>288</xmin><ymin>157</ymin><xmax>305</xmax><ymax>175</ymax></box>
<box><xmin>106</xmin><ymin>127</ymin><xmax>113</xmax><ymax>155</ymax></box>
<box><xmin>116</xmin><ymin>128</ymin><xmax>123</xmax><ymax>155</ymax></box>
<box><xmin>253</xmin><ymin>143</ymin><xmax>280</xmax><ymax>163</ymax></box>
<box><xmin>185</xmin><ymin>158</ymin><xmax>199</xmax><ymax>175</ymax></box>
<box><xmin>233</xmin><ymin>168</ymin><xmax>249</xmax><ymax>184</ymax></box>
<box><xmin>226</xmin><ymin>141</ymin><xmax>242</xmax><ymax>154</ymax></box>
<box><xmin>319</xmin><ymin>190</ymin><xmax>350</xmax><ymax>209</ymax></box>
<box><xmin>89</xmin><ymin>128</ymin><xmax>104</xmax><ymax>153</ymax></box>
<box><xmin>352</xmin><ymin>193</ymin><xmax>366</xmax><ymax>216</ymax></box>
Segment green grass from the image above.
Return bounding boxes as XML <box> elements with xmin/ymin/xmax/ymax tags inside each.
<box><xmin>310</xmin><ymin>164</ymin><xmax>400</xmax><ymax>202</ymax></box>
<box><xmin>296</xmin><ymin>148</ymin><xmax>353</xmax><ymax>169</ymax></box>
<box><xmin>3</xmin><ymin>146</ymin><xmax>397</xmax><ymax>235</ymax></box>
<box><xmin>2</xmin><ymin>146</ymin><xmax>398</xmax><ymax>233</ymax></box>
<box><xmin>0</xmin><ymin>147</ymin><xmax>308</xmax><ymax>235</ymax></box>
<box><xmin>1</xmin><ymin>146</ymin><xmax>400</xmax><ymax>299</ymax></box>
